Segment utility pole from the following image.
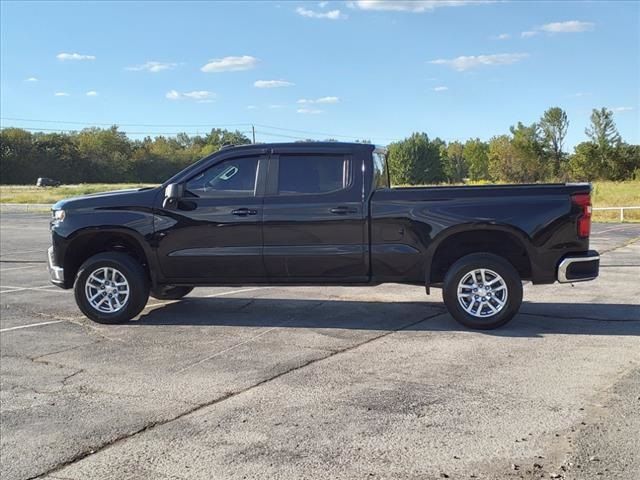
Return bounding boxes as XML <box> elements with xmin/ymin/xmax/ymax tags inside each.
<box><xmin>252</xmin><ymin>125</ymin><xmax>256</xmax><ymax>144</ymax></box>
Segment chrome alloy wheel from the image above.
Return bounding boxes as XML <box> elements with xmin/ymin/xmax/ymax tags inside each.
<box><xmin>85</xmin><ymin>267</ymin><xmax>130</xmax><ymax>314</ymax></box>
<box><xmin>457</xmin><ymin>268</ymin><xmax>508</xmax><ymax>318</ymax></box>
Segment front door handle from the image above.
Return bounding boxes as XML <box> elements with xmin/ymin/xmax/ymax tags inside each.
<box><xmin>330</xmin><ymin>206</ymin><xmax>357</xmax><ymax>215</ymax></box>
<box><xmin>231</xmin><ymin>208</ymin><xmax>258</xmax><ymax>216</ymax></box>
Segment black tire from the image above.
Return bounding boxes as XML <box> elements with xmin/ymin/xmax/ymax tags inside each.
<box><xmin>442</xmin><ymin>253</ymin><xmax>523</xmax><ymax>330</ymax></box>
<box><xmin>150</xmin><ymin>286</ymin><xmax>194</xmax><ymax>300</ymax></box>
<box><xmin>74</xmin><ymin>252</ymin><xmax>149</xmax><ymax>324</ymax></box>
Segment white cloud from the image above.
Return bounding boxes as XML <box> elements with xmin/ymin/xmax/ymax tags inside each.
<box><xmin>247</xmin><ymin>105</ymin><xmax>258</xmax><ymax>110</ymax></box>
<box><xmin>166</xmin><ymin>90</ymin><xmax>215</xmax><ymax>102</ymax></box>
<box><xmin>521</xmin><ymin>31</ymin><xmax>538</xmax><ymax>38</ymax></box>
<box><xmin>85</xmin><ymin>91</ymin><xmax>98</xmax><ymax>96</ymax></box>
<box><xmin>126</xmin><ymin>61</ymin><xmax>177</xmax><ymax>73</ymax></box>
<box><xmin>350</xmin><ymin>1</ymin><xmax>492</xmax><ymax>13</ymax></box>
<box><xmin>25</xmin><ymin>77</ymin><xmax>38</xmax><ymax>82</ymax></box>
<box><xmin>540</xmin><ymin>20</ymin><xmax>594</xmax><ymax>33</ymax></box>
<box><xmin>56</xmin><ymin>52</ymin><xmax>96</xmax><ymax>61</ymax></box>
<box><xmin>296</xmin><ymin>7</ymin><xmax>346</xmax><ymax>19</ymax></box>
<box><xmin>495</xmin><ymin>33</ymin><xmax>510</xmax><ymax>40</ymax></box>
<box><xmin>612</xmin><ymin>106</ymin><xmax>634</xmax><ymax>112</ymax></box>
<box><xmin>254</xmin><ymin>79</ymin><xmax>295</xmax><ymax>88</ymax></box>
<box><xmin>430</xmin><ymin>53</ymin><xmax>529</xmax><ymax>71</ymax></box>
<box><xmin>297</xmin><ymin>108</ymin><xmax>324</xmax><ymax>114</ymax></box>
<box><xmin>201</xmin><ymin>55</ymin><xmax>258</xmax><ymax>73</ymax></box>
<box><xmin>54</xmin><ymin>92</ymin><xmax>70</xmax><ymax>97</ymax></box>
<box><xmin>319</xmin><ymin>1</ymin><xmax>329</xmax><ymax>7</ymax></box>
<box><xmin>297</xmin><ymin>96</ymin><xmax>340</xmax><ymax>104</ymax></box>
<box><xmin>433</xmin><ymin>86</ymin><xmax>448</xmax><ymax>91</ymax></box>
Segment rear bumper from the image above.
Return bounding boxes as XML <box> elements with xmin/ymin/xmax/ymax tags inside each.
<box><xmin>47</xmin><ymin>246</ymin><xmax>65</xmax><ymax>287</ymax></box>
<box><xmin>557</xmin><ymin>250</ymin><xmax>599</xmax><ymax>283</ymax></box>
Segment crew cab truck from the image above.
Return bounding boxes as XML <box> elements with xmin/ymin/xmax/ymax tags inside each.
<box><xmin>48</xmin><ymin>142</ymin><xmax>599</xmax><ymax>329</ymax></box>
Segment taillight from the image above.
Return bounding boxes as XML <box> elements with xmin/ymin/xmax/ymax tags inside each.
<box><xmin>572</xmin><ymin>193</ymin><xmax>592</xmax><ymax>238</ymax></box>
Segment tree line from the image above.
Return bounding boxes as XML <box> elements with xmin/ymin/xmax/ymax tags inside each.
<box><xmin>388</xmin><ymin>107</ymin><xmax>638</xmax><ymax>185</ymax></box>
<box><xmin>0</xmin><ymin>107</ymin><xmax>638</xmax><ymax>185</ymax></box>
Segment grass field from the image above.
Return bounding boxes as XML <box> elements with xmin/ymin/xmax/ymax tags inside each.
<box><xmin>0</xmin><ymin>184</ymin><xmax>157</xmax><ymax>204</ymax></box>
<box><xmin>1</xmin><ymin>181</ymin><xmax>638</xmax><ymax>221</ymax></box>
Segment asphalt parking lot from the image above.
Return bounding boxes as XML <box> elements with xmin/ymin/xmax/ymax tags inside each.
<box><xmin>1</xmin><ymin>212</ymin><xmax>639</xmax><ymax>480</ymax></box>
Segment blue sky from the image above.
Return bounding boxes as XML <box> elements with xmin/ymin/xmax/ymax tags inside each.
<box><xmin>1</xmin><ymin>0</ymin><xmax>638</xmax><ymax>148</ymax></box>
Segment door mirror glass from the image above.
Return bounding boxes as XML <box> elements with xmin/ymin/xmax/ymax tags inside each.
<box><xmin>163</xmin><ymin>183</ymin><xmax>184</xmax><ymax>209</ymax></box>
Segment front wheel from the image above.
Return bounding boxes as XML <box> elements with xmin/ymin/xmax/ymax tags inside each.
<box><xmin>442</xmin><ymin>253</ymin><xmax>523</xmax><ymax>330</ymax></box>
<box><xmin>74</xmin><ymin>252</ymin><xmax>149</xmax><ymax>324</ymax></box>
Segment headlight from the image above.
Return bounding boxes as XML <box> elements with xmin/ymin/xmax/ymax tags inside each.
<box><xmin>52</xmin><ymin>209</ymin><xmax>66</xmax><ymax>222</ymax></box>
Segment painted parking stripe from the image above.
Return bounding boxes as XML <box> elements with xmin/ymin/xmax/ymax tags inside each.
<box><xmin>0</xmin><ymin>265</ymin><xmax>42</xmax><ymax>272</ymax></box>
<box><xmin>144</xmin><ymin>287</ymin><xmax>268</xmax><ymax>309</ymax></box>
<box><xmin>0</xmin><ymin>249</ymin><xmax>45</xmax><ymax>256</ymax></box>
<box><xmin>591</xmin><ymin>225</ymin><xmax>638</xmax><ymax>235</ymax></box>
<box><xmin>0</xmin><ymin>320</ymin><xmax>64</xmax><ymax>333</ymax></box>
<box><xmin>0</xmin><ymin>285</ymin><xmax>59</xmax><ymax>293</ymax></box>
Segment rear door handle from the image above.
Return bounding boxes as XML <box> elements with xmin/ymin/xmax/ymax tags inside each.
<box><xmin>231</xmin><ymin>208</ymin><xmax>258</xmax><ymax>216</ymax></box>
<box><xmin>330</xmin><ymin>206</ymin><xmax>357</xmax><ymax>215</ymax></box>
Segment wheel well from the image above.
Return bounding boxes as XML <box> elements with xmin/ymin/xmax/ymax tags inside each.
<box><xmin>64</xmin><ymin>232</ymin><xmax>150</xmax><ymax>286</ymax></box>
<box><xmin>429</xmin><ymin>230</ymin><xmax>531</xmax><ymax>284</ymax></box>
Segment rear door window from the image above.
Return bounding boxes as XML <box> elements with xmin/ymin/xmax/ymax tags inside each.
<box><xmin>277</xmin><ymin>155</ymin><xmax>350</xmax><ymax>195</ymax></box>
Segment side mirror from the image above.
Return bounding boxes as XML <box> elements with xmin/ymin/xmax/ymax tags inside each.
<box><xmin>162</xmin><ymin>183</ymin><xmax>184</xmax><ymax>209</ymax></box>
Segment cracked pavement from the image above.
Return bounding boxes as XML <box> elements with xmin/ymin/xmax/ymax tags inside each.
<box><xmin>1</xmin><ymin>213</ymin><xmax>639</xmax><ymax>480</ymax></box>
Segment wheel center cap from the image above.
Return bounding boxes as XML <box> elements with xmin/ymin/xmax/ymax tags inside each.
<box><xmin>477</xmin><ymin>287</ymin><xmax>488</xmax><ymax>296</ymax></box>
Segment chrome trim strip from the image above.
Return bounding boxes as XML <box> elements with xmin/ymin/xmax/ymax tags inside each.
<box><xmin>557</xmin><ymin>255</ymin><xmax>600</xmax><ymax>283</ymax></box>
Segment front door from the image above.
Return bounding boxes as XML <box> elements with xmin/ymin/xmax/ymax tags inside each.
<box><xmin>155</xmin><ymin>155</ymin><xmax>267</xmax><ymax>281</ymax></box>
<box><xmin>262</xmin><ymin>152</ymin><xmax>368</xmax><ymax>281</ymax></box>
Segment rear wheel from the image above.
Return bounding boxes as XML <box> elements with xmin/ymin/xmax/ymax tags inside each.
<box><xmin>74</xmin><ymin>252</ymin><xmax>149</xmax><ymax>324</ymax></box>
<box><xmin>150</xmin><ymin>286</ymin><xmax>194</xmax><ymax>300</ymax></box>
<box><xmin>442</xmin><ymin>253</ymin><xmax>522</xmax><ymax>330</ymax></box>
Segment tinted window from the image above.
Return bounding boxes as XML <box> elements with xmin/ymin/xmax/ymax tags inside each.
<box><xmin>186</xmin><ymin>157</ymin><xmax>258</xmax><ymax>197</ymax></box>
<box><xmin>372</xmin><ymin>151</ymin><xmax>389</xmax><ymax>189</ymax></box>
<box><xmin>278</xmin><ymin>155</ymin><xmax>349</xmax><ymax>195</ymax></box>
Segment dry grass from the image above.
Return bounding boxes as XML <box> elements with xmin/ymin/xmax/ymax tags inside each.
<box><xmin>0</xmin><ymin>184</ymin><xmax>157</xmax><ymax>204</ymax></box>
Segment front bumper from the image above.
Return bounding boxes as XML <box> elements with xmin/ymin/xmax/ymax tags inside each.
<box><xmin>47</xmin><ymin>246</ymin><xmax>65</xmax><ymax>286</ymax></box>
<box><xmin>557</xmin><ymin>250</ymin><xmax>599</xmax><ymax>283</ymax></box>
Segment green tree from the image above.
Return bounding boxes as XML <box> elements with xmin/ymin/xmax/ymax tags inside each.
<box><xmin>539</xmin><ymin>107</ymin><xmax>569</xmax><ymax>177</ymax></box>
<box><xmin>586</xmin><ymin>107</ymin><xmax>621</xmax><ymax>149</ymax></box>
<box><xmin>463</xmin><ymin>138</ymin><xmax>490</xmax><ymax>181</ymax></box>
<box><xmin>568</xmin><ymin>141</ymin><xmax>603</xmax><ymax>181</ymax></box>
<box><xmin>0</xmin><ymin>128</ymin><xmax>34</xmax><ymax>183</ymax></box>
<box><xmin>387</xmin><ymin>132</ymin><xmax>444</xmax><ymax>185</ymax></box>
<box><xmin>488</xmin><ymin>135</ymin><xmax>517</xmax><ymax>182</ymax></box>
<box><xmin>442</xmin><ymin>141</ymin><xmax>467</xmax><ymax>183</ymax></box>
<box><xmin>509</xmin><ymin>122</ymin><xmax>546</xmax><ymax>182</ymax></box>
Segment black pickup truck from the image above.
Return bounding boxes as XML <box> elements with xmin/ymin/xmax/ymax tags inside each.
<box><xmin>48</xmin><ymin>142</ymin><xmax>599</xmax><ymax>329</ymax></box>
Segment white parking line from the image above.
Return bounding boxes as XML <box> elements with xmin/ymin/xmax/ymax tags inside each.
<box><xmin>144</xmin><ymin>287</ymin><xmax>268</xmax><ymax>309</ymax></box>
<box><xmin>0</xmin><ymin>320</ymin><xmax>64</xmax><ymax>333</ymax></box>
<box><xmin>0</xmin><ymin>285</ymin><xmax>58</xmax><ymax>294</ymax></box>
<box><xmin>0</xmin><ymin>249</ymin><xmax>45</xmax><ymax>257</ymax></box>
<box><xmin>0</xmin><ymin>287</ymin><xmax>270</xmax><ymax>333</ymax></box>
<box><xmin>0</xmin><ymin>265</ymin><xmax>42</xmax><ymax>273</ymax></box>
<box><xmin>592</xmin><ymin>225</ymin><xmax>637</xmax><ymax>235</ymax></box>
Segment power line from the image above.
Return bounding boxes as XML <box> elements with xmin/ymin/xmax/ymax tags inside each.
<box><xmin>0</xmin><ymin>126</ymin><xmax>254</xmax><ymax>136</ymax></box>
<box><xmin>0</xmin><ymin>117</ymin><xmax>252</xmax><ymax>128</ymax></box>
<box><xmin>1</xmin><ymin>117</ymin><xmax>397</xmax><ymax>142</ymax></box>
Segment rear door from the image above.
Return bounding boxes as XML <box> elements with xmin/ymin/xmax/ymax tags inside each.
<box><xmin>262</xmin><ymin>150</ymin><xmax>368</xmax><ymax>281</ymax></box>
